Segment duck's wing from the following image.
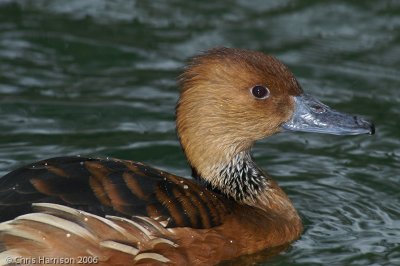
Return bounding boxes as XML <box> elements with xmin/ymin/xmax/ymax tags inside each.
<box><xmin>0</xmin><ymin>157</ymin><xmax>233</xmax><ymax>265</ymax></box>
<box><xmin>0</xmin><ymin>156</ymin><xmax>231</xmax><ymax>229</ymax></box>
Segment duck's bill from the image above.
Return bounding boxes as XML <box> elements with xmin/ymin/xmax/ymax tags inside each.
<box><xmin>282</xmin><ymin>94</ymin><xmax>375</xmax><ymax>135</ymax></box>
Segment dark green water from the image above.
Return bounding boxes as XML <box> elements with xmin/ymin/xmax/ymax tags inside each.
<box><xmin>0</xmin><ymin>1</ymin><xmax>399</xmax><ymax>265</ymax></box>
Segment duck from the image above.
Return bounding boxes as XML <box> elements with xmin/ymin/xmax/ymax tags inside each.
<box><xmin>0</xmin><ymin>47</ymin><xmax>374</xmax><ymax>266</ymax></box>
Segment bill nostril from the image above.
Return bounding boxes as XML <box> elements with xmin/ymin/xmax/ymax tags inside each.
<box><xmin>310</xmin><ymin>104</ymin><xmax>325</xmax><ymax>113</ymax></box>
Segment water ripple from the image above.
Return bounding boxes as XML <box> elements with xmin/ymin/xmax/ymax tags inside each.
<box><xmin>0</xmin><ymin>1</ymin><xmax>399</xmax><ymax>265</ymax></box>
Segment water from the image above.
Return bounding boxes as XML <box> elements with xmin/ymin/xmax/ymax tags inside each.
<box><xmin>0</xmin><ymin>1</ymin><xmax>399</xmax><ymax>265</ymax></box>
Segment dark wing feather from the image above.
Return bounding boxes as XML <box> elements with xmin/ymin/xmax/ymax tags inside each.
<box><xmin>0</xmin><ymin>156</ymin><xmax>232</xmax><ymax>229</ymax></box>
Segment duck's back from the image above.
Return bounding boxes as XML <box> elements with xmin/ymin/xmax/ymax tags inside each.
<box><xmin>0</xmin><ymin>156</ymin><xmax>233</xmax><ymax>226</ymax></box>
<box><xmin>0</xmin><ymin>157</ymin><xmax>239</xmax><ymax>265</ymax></box>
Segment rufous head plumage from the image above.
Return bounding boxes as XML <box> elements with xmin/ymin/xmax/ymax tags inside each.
<box><xmin>176</xmin><ymin>47</ymin><xmax>303</xmax><ymax>182</ymax></box>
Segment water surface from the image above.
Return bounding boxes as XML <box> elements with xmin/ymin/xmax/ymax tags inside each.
<box><xmin>0</xmin><ymin>1</ymin><xmax>399</xmax><ymax>265</ymax></box>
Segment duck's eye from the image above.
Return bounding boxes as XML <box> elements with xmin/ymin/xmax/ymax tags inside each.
<box><xmin>251</xmin><ymin>85</ymin><xmax>270</xmax><ymax>99</ymax></box>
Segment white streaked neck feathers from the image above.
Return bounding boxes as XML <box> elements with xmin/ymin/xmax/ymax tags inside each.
<box><xmin>193</xmin><ymin>151</ymin><xmax>271</xmax><ymax>205</ymax></box>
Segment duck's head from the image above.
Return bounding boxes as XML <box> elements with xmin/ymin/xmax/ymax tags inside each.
<box><xmin>176</xmin><ymin>47</ymin><xmax>374</xmax><ymax>202</ymax></box>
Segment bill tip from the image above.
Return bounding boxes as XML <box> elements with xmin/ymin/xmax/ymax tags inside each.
<box><xmin>369</xmin><ymin>123</ymin><xmax>375</xmax><ymax>135</ymax></box>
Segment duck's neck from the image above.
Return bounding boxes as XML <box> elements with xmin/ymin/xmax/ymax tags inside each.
<box><xmin>194</xmin><ymin>151</ymin><xmax>270</xmax><ymax>202</ymax></box>
<box><xmin>215</xmin><ymin>151</ymin><xmax>270</xmax><ymax>201</ymax></box>
<box><xmin>191</xmin><ymin>150</ymin><xmax>299</xmax><ymax>219</ymax></box>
